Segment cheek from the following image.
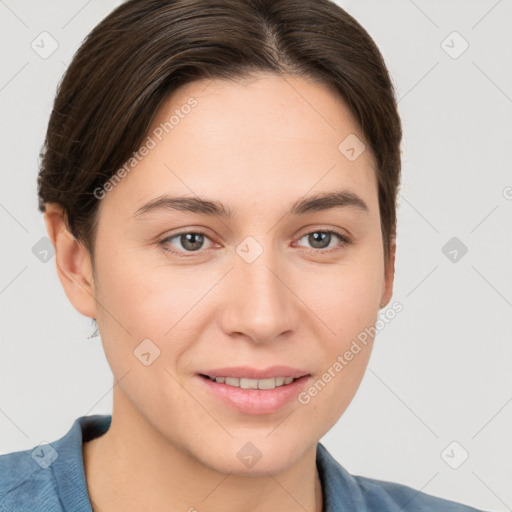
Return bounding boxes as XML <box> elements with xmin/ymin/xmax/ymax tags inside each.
<box><xmin>92</xmin><ymin>244</ymin><xmax>213</xmax><ymax>380</ymax></box>
<box><xmin>93</xmin><ymin>240</ymin><xmax>183</xmax><ymax>329</ymax></box>
<box><xmin>298</xmin><ymin>254</ymin><xmax>383</xmax><ymax>339</ymax></box>
<box><xmin>293</xmin><ymin>249</ymin><xmax>382</xmax><ymax>410</ymax></box>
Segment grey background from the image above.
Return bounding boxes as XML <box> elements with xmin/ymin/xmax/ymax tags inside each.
<box><xmin>1</xmin><ymin>1</ymin><xmax>511</xmax><ymax>510</ymax></box>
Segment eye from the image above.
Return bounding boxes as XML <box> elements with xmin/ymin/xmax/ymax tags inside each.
<box><xmin>295</xmin><ymin>229</ymin><xmax>350</xmax><ymax>252</ymax></box>
<box><xmin>159</xmin><ymin>228</ymin><xmax>351</xmax><ymax>258</ymax></box>
<box><xmin>160</xmin><ymin>231</ymin><xmax>214</xmax><ymax>257</ymax></box>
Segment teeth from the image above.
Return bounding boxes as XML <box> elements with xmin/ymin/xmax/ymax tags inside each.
<box><xmin>210</xmin><ymin>376</ymin><xmax>297</xmax><ymax>389</ymax></box>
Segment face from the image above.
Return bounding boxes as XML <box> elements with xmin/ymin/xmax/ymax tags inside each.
<box><xmin>55</xmin><ymin>73</ymin><xmax>394</xmax><ymax>475</ymax></box>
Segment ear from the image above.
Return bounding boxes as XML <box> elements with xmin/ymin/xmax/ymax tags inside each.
<box><xmin>380</xmin><ymin>238</ymin><xmax>396</xmax><ymax>309</ymax></box>
<box><xmin>43</xmin><ymin>203</ymin><xmax>97</xmax><ymax>319</ymax></box>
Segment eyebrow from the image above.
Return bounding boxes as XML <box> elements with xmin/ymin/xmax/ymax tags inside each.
<box><xmin>131</xmin><ymin>189</ymin><xmax>369</xmax><ymax>219</ymax></box>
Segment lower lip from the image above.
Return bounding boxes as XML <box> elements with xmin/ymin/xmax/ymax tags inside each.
<box><xmin>196</xmin><ymin>374</ymin><xmax>310</xmax><ymax>415</ymax></box>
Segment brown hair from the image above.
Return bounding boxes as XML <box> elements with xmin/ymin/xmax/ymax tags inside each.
<box><xmin>37</xmin><ymin>0</ymin><xmax>401</xmax><ymax>268</ymax></box>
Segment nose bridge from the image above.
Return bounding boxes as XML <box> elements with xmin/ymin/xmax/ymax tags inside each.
<box><xmin>221</xmin><ymin>236</ymin><xmax>296</xmax><ymax>342</ymax></box>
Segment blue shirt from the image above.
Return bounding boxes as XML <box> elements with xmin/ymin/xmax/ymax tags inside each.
<box><xmin>0</xmin><ymin>414</ymin><xmax>487</xmax><ymax>512</ymax></box>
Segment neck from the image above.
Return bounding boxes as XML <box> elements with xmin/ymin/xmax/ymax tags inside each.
<box><xmin>83</xmin><ymin>392</ymin><xmax>323</xmax><ymax>512</ymax></box>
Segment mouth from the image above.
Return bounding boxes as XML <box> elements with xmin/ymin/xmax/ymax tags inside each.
<box><xmin>196</xmin><ymin>372</ymin><xmax>311</xmax><ymax>415</ymax></box>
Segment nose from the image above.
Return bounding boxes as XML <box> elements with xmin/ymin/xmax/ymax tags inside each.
<box><xmin>218</xmin><ymin>242</ymin><xmax>299</xmax><ymax>344</ymax></box>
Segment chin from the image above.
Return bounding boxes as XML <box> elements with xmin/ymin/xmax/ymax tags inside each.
<box><xmin>192</xmin><ymin>433</ymin><xmax>313</xmax><ymax>476</ymax></box>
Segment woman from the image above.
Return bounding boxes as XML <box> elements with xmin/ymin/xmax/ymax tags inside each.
<box><xmin>0</xmin><ymin>0</ymin><xmax>487</xmax><ymax>510</ymax></box>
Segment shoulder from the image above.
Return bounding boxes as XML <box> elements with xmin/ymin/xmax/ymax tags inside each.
<box><xmin>316</xmin><ymin>442</ymin><xmax>489</xmax><ymax>512</ymax></box>
<box><xmin>0</xmin><ymin>415</ymin><xmax>111</xmax><ymax>512</ymax></box>
<box><xmin>0</xmin><ymin>444</ymin><xmax>63</xmax><ymax>512</ymax></box>
<box><xmin>351</xmin><ymin>474</ymin><xmax>486</xmax><ymax>512</ymax></box>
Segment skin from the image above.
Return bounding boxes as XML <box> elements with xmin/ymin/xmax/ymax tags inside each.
<box><xmin>44</xmin><ymin>72</ymin><xmax>395</xmax><ymax>512</ymax></box>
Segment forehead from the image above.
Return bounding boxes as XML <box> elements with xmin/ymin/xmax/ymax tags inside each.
<box><xmin>98</xmin><ymin>73</ymin><xmax>378</xmax><ymax>218</ymax></box>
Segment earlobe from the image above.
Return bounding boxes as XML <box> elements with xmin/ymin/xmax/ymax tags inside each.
<box><xmin>43</xmin><ymin>203</ymin><xmax>97</xmax><ymax>319</ymax></box>
<box><xmin>380</xmin><ymin>239</ymin><xmax>396</xmax><ymax>309</ymax></box>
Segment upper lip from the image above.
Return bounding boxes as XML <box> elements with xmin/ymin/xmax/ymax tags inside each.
<box><xmin>198</xmin><ymin>366</ymin><xmax>310</xmax><ymax>380</ymax></box>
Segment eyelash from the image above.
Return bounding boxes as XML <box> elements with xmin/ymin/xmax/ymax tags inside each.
<box><xmin>158</xmin><ymin>229</ymin><xmax>351</xmax><ymax>258</ymax></box>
